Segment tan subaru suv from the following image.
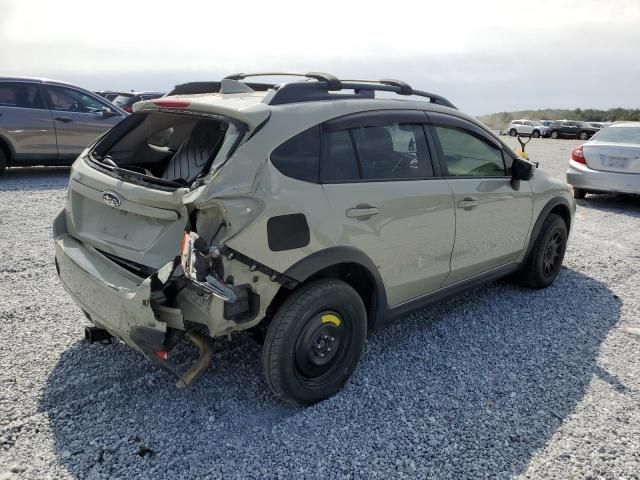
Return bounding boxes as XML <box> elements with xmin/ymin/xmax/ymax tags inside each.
<box><xmin>53</xmin><ymin>73</ymin><xmax>575</xmax><ymax>404</ymax></box>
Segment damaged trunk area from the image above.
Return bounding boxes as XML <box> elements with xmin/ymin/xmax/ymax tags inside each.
<box><xmin>88</xmin><ymin>110</ymin><xmax>244</xmax><ymax>189</ymax></box>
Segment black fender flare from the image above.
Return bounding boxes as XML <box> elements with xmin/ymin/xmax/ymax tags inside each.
<box><xmin>523</xmin><ymin>197</ymin><xmax>572</xmax><ymax>261</ymax></box>
<box><xmin>283</xmin><ymin>246</ymin><xmax>389</xmax><ymax>328</ymax></box>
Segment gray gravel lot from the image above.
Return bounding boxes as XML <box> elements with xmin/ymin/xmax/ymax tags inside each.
<box><xmin>1</xmin><ymin>138</ymin><xmax>639</xmax><ymax>479</ymax></box>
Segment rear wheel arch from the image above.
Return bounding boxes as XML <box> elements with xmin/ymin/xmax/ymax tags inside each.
<box><xmin>275</xmin><ymin>247</ymin><xmax>387</xmax><ymax>330</ymax></box>
<box><xmin>0</xmin><ymin>135</ymin><xmax>13</xmax><ymax>170</ymax></box>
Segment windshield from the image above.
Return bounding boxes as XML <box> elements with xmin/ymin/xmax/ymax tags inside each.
<box><xmin>592</xmin><ymin>126</ymin><xmax>640</xmax><ymax>145</ymax></box>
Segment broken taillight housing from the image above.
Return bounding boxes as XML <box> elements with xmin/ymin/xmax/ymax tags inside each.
<box><xmin>180</xmin><ymin>231</ymin><xmax>237</xmax><ymax>302</ymax></box>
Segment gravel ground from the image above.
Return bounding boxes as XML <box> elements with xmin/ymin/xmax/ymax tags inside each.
<box><xmin>1</xmin><ymin>138</ymin><xmax>639</xmax><ymax>479</ymax></box>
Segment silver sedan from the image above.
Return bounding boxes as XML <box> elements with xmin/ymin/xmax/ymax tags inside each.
<box><xmin>567</xmin><ymin>122</ymin><xmax>640</xmax><ymax>198</ymax></box>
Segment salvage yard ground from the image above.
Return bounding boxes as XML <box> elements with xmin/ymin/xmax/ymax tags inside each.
<box><xmin>1</xmin><ymin>138</ymin><xmax>639</xmax><ymax>479</ymax></box>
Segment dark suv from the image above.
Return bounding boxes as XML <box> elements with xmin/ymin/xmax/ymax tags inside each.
<box><xmin>547</xmin><ymin>120</ymin><xmax>599</xmax><ymax>140</ymax></box>
<box><xmin>111</xmin><ymin>91</ymin><xmax>166</xmax><ymax>113</ymax></box>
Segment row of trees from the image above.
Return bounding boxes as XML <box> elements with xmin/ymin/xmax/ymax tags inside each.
<box><xmin>477</xmin><ymin>108</ymin><xmax>640</xmax><ymax>130</ymax></box>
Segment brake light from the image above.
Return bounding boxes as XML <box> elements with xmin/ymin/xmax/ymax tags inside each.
<box><xmin>153</xmin><ymin>99</ymin><xmax>191</xmax><ymax>109</ymax></box>
<box><xmin>122</xmin><ymin>105</ymin><xmax>133</xmax><ymax>113</ymax></box>
<box><xmin>571</xmin><ymin>146</ymin><xmax>586</xmax><ymax>164</ymax></box>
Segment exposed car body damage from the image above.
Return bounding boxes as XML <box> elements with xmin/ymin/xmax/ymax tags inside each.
<box><xmin>54</xmin><ymin>74</ymin><xmax>575</xmax><ymax>403</ymax></box>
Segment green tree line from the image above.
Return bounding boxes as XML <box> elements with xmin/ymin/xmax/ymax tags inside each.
<box><xmin>477</xmin><ymin>108</ymin><xmax>640</xmax><ymax>130</ymax></box>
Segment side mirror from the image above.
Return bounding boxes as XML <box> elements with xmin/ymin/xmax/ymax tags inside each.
<box><xmin>512</xmin><ymin>157</ymin><xmax>535</xmax><ymax>182</ymax></box>
<box><xmin>101</xmin><ymin>107</ymin><xmax>118</xmax><ymax>118</ymax></box>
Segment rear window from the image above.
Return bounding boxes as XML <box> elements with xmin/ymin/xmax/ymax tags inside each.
<box><xmin>91</xmin><ymin>111</ymin><xmax>243</xmax><ymax>188</ymax></box>
<box><xmin>0</xmin><ymin>82</ymin><xmax>44</xmax><ymax>109</ymax></box>
<box><xmin>592</xmin><ymin>126</ymin><xmax>640</xmax><ymax>145</ymax></box>
<box><xmin>270</xmin><ymin>126</ymin><xmax>320</xmax><ymax>183</ymax></box>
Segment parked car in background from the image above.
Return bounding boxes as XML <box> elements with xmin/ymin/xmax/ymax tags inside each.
<box><xmin>506</xmin><ymin>119</ymin><xmax>548</xmax><ymax>138</ymax></box>
<box><xmin>567</xmin><ymin>122</ymin><xmax>640</xmax><ymax>198</ymax></box>
<box><xmin>0</xmin><ymin>77</ymin><xmax>127</xmax><ymax>174</ymax></box>
<box><xmin>54</xmin><ymin>72</ymin><xmax>574</xmax><ymax>404</ymax></box>
<box><xmin>95</xmin><ymin>91</ymin><xmax>120</xmax><ymax>102</ymax></box>
<box><xmin>111</xmin><ymin>91</ymin><xmax>165</xmax><ymax>113</ymax></box>
<box><xmin>540</xmin><ymin>120</ymin><xmax>554</xmax><ymax>127</ymax></box>
<box><xmin>547</xmin><ymin>120</ymin><xmax>599</xmax><ymax>140</ymax></box>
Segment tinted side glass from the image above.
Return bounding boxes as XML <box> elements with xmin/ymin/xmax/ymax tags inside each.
<box><xmin>270</xmin><ymin>125</ymin><xmax>320</xmax><ymax>183</ymax></box>
<box><xmin>46</xmin><ymin>85</ymin><xmax>106</xmax><ymax>113</ymax></box>
<box><xmin>0</xmin><ymin>82</ymin><xmax>44</xmax><ymax>109</ymax></box>
<box><xmin>322</xmin><ymin>129</ymin><xmax>360</xmax><ymax>182</ymax></box>
<box><xmin>434</xmin><ymin>126</ymin><xmax>506</xmax><ymax>177</ymax></box>
<box><xmin>351</xmin><ymin>123</ymin><xmax>433</xmax><ymax>180</ymax></box>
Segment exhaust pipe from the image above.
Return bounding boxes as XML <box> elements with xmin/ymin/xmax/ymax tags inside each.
<box><xmin>175</xmin><ymin>331</ymin><xmax>213</xmax><ymax>389</ymax></box>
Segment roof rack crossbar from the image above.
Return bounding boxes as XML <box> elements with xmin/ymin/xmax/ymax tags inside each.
<box><xmin>224</xmin><ymin>72</ymin><xmax>341</xmax><ymax>90</ymax></box>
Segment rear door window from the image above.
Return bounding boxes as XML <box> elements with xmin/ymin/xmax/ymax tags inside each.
<box><xmin>45</xmin><ymin>85</ymin><xmax>106</xmax><ymax>113</ymax></box>
<box><xmin>0</xmin><ymin>82</ymin><xmax>45</xmax><ymax>109</ymax></box>
<box><xmin>322</xmin><ymin>121</ymin><xmax>433</xmax><ymax>182</ymax></box>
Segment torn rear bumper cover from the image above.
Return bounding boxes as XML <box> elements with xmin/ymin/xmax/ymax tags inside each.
<box><xmin>53</xmin><ymin>211</ymin><xmax>211</xmax><ymax>386</ymax></box>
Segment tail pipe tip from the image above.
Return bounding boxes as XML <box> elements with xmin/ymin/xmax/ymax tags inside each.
<box><xmin>176</xmin><ymin>331</ymin><xmax>214</xmax><ymax>389</ymax></box>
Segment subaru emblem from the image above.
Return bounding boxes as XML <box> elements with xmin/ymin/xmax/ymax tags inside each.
<box><xmin>102</xmin><ymin>192</ymin><xmax>121</xmax><ymax>208</ymax></box>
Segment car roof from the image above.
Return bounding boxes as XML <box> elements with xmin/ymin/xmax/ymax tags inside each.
<box><xmin>610</xmin><ymin>121</ymin><xmax>640</xmax><ymax>126</ymax></box>
<box><xmin>0</xmin><ymin>76</ymin><xmax>86</xmax><ymax>88</ymax></box>
<box><xmin>116</xmin><ymin>91</ymin><xmax>166</xmax><ymax>96</ymax></box>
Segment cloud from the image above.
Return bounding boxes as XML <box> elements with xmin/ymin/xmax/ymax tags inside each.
<box><xmin>1</xmin><ymin>0</ymin><xmax>639</xmax><ymax>114</ymax></box>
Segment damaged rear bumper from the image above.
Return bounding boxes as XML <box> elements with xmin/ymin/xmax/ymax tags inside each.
<box><xmin>53</xmin><ymin>210</ymin><xmax>171</xmax><ymax>357</ymax></box>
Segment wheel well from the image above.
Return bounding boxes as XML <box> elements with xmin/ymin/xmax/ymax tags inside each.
<box><xmin>549</xmin><ymin>203</ymin><xmax>571</xmax><ymax>232</ymax></box>
<box><xmin>265</xmin><ymin>262</ymin><xmax>378</xmax><ymax>328</ymax></box>
<box><xmin>0</xmin><ymin>137</ymin><xmax>12</xmax><ymax>165</ymax></box>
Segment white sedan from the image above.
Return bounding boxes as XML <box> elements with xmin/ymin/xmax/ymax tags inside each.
<box><xmin>567</xmin><ymin>122</ymin><xmax>640</xmax><ymax>199</ymax></box>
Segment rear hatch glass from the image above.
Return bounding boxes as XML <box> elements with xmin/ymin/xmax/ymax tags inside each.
<box><xmin>69</xmin><ymin>111</ymin><xmax>244</xmax><ymax>267</ymax></box>
<box><xmin>89</xmin><ymin>111</ymin><xmax>243</xmax><ymax>189</ymax></box>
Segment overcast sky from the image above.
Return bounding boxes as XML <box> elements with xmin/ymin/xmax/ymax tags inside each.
<box><xmin>1</xmin><ymin>0</ymin><xmax>639</xmax><ymax>115</ymax></box>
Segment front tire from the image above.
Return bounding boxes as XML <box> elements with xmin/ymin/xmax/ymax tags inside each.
<box><xmin>550</xmin><ymin>131</ymin><xmax>559</xmax><ymax>139</ymax></box>
<box><xmin>518</xmin><ymin>214</ymin><xmax>568</xmax><ymax>289</ymax></box>
<box><xmin>578</xmin><ymin>131</ymin><xmax>589</xmax><ymax>140</ymax></box>
<box><xmin>532</xmin><ymin>130</ymin><xmax>540</xmax><ymax>138</ymax></box>
<box><xmin>262</xmin><ymin>279</ymin><xmax>367</xmax><ymax>405</ymax></box>
<box><xmin>509</xmin><ymin>129</ymin><xmax>517</xmax><ymax>137</ymax></box>
<box><xmin>0</xmin><ymin>148</ymin><xmax>6</xmax><ymax>176</ymax></box>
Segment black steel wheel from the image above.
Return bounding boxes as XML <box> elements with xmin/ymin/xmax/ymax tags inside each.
<box><xmin>262</xmin><ymin>279</ymin><xmax>367</xmax><ymax>404</ymax></box>
<box><xmin>517</xmin><ymin>213</ymin><xmax>568</xmax><ymax>289</ymax></box>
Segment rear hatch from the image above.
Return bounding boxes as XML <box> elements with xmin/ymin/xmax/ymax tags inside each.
<box><xmin>64</xmin><ymin>107</ymin><xmax>248</xmax><ymax>270</ymax></box>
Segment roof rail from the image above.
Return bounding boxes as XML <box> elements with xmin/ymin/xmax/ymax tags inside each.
<box><xmin>267</xmin><ymin>78</ymin><xmax>457</xmax><ymax>109</ymax></box>
<box><xmin>171</xmin><ymin>73</ymin><xmax>456</xmax><ymax>109</ymax></box>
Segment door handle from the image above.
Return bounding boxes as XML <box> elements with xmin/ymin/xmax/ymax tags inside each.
<box><xmin>55</xmin><ymin>116</ymin><xmax>73</xmax><ymax>123</ymax></box>
<box><xmin>346</xmin><ymin>205</ymin><xmax>380</xmax><ymax>219</ymax></box>
<box><xmin>457</xmin><ymin>197</ymin><xmax>479</xmax><ymax>210</ymax></box>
